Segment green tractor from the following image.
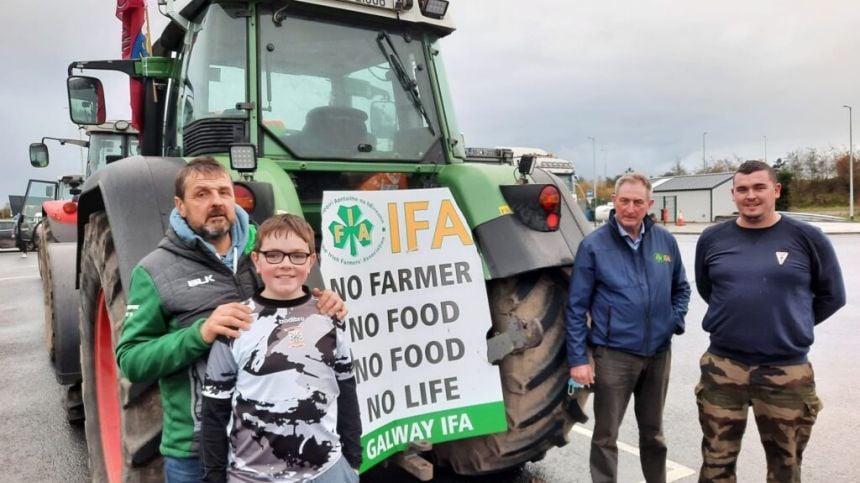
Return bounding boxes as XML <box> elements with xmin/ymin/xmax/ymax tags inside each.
<box><xmin>66</xmin><ymin>1</ymin><xmax>590</xmax><ymax>481</ymax></box>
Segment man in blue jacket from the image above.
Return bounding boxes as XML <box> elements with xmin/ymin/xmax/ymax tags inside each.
<box><xmin>695</xmin><ymin>160</ymin><xmax>845</xmax><ymax>482</ymax></box>
<box><xmin>566</xmin><ymin>172</ymin><xmax>690</xmax><ymax>483</ymax></box>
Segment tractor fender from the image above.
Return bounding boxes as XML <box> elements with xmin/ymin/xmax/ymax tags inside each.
<box><xmin>76</xmin><ymin>155</ymin><xmax>186</xmax><ymax>290</ymax></box>
<box><xmin>41</xmin><ymin>200</ymin><xmax>78</xmax><ymax>243</ymax></box>
<box><xmin>473</xmin><ymin>169</ymin><xmax>591</xmax><ymax>280</ymax></box>
<box><xmin>48</xmin><ymin>242</ymin><xmax>83</xmax><ymax>385</ymax></box>
<box><xmin>531</xmin><ymin>168</ymin><xmax>593</xmax><ymax>263</ymax></box>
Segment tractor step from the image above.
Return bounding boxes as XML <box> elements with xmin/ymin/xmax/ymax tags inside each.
<box><xmin>486</xmin><ymin>316</ymin><xmax>544</xmax><ymax>364</ymax></box>
<box><xmin>392</xmin><ymin>440</ymin><xmax>433</xmax><ymax>481</ymax></box>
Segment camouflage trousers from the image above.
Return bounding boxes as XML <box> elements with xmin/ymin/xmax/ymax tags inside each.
<box><xmin>695</xmin><ymin>352</ymin><xmax>822</xmax><ymax>483</ymax></box>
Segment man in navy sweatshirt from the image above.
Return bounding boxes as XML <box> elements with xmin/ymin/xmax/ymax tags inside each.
<box><xmin>566</xmin><ymin>172</ymin><xmax>690</xmax><ymax>482</ymax></box>
<box><xmin>695</xmin><ymin>160</ymin><xmax>846</xmax><ymax>483</ymax></box>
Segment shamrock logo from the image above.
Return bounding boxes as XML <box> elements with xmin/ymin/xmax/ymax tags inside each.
<box><xmin>329</xmin><ymin>205</ymin><xmax>374</xmax><ymax>257</ymax></box>
<box><xmin>653</xmin><ymin>252</ymin><xmax>671</xmax><ymax>263</ymax></box>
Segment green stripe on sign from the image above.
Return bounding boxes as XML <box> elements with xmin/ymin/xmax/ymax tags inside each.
<box><xmin>359</xmin><ymin>401</ymin><xmax>507</xmax><ymax>472</ymax></box>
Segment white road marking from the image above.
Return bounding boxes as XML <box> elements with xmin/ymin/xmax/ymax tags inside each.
<box><xmin>571</xmin><ymin>425</ymin><xmax>697</xmax><ymax>482</ymax></box>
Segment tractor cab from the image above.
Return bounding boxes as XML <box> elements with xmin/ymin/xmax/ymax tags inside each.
<box><xmin>29</xmin><ymin>120</ymin><xmax>139</xmax><ymax>177</ymax></box>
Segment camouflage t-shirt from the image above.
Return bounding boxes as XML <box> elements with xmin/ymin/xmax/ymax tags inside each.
<box><xmin>202</xmin><ymin>291</ymin><xmax>354</xmax><ymax>482</ymax></box>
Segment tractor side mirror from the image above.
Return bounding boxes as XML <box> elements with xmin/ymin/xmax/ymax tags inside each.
<box><xmin>29</xmin><ymin>143</ymin><xmax>49</xmax><ymax>168</ymax></box>
<box><xmin>67</xmin><ymin>76</ymin><xmax>106</xmax><ymax>125</ymax></box>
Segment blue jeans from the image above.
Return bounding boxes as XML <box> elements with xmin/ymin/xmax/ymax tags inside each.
<box><xmin>313</xmin><ymin>456</ymin><xmax>359</xmax><ymax>483</ymax></box>
<box><xmin>164</xmin><ymin>456</ymin><xmax>203</xmax><ymax>483</ymax></box>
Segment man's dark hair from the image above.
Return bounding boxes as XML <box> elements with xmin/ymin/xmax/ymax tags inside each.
<box><xmin>735</xmin><ymin>160</ymin><xmax>776</xmax><ymax>184</ymax></box>
<box><xmin>174</xmin><ymin>156</ymin><xmax>230</xmax><ymax>198</ymax></box>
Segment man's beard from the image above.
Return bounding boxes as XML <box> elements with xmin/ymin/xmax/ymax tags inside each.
<box><xmin>193</xmin><ymin>211</ymin><xmax>232</xmax><ymax>242</ymax></box>
<box><xmin>197</xmin><ymin>224</ymin><xmax>231</xmax><ymax>242</ymax></box>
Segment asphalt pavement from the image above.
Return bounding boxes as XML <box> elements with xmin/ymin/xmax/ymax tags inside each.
<box><xmin>1</xmin><ymin>229</ymin><xmax>858</xmax><ymax>482</ymax></box>
<box><xmin>0</xmin><ymin>250</ymin><xmax>89</xmax><ymax>482</ymax></box>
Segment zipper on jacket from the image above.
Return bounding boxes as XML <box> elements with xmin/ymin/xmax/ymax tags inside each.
<box><xmin>234</xmin><ymin>255</ymin><xmax>257</xmax><ymax>299</ymax></box>
<box><xmin>641</xmin><ymin>238</ymin><xmax>653</xmax><ymax>354</ymax></box>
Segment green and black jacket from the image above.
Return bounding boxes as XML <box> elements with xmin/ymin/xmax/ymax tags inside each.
<box><xmin>115</xmin><ymin>225</ymin><xmax>258</xmax><ymax>458</ymax></box>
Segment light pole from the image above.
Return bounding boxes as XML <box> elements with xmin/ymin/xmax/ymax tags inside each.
<box><xmin>601</xmin><ymin>147</ymin><xmax>608</xmax><ymax>180</ymax></box>
<box><xmin>844</xmin><ymin>105</ymin><xmax>855</xmax><ymax>220</ymax></box>
<box><xmin>588</xmin><ymin>136</ymin><xmax>596</xmax><ymax>225</ymax></box>
<box><xmin>702</xmin><ymin>131</ymin><xmax>708</xmax><ymax>170</ymax></box>
<box><xmin>763</xmin><ymin>135</ymin><xmax>767</xmax><ymax>164</ymax></box>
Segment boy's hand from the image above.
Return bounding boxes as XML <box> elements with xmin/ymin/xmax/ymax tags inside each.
<box><xmin>313</xmin><ymin>288</ymin><xmax>348</xmax><ymax>320</ymax></box>
<box><xmin>200</xmin><ymin>302</ymin><xmax>252</xmax><ymax>343</ymax></box>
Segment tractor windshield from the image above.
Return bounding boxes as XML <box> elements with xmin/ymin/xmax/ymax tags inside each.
<box><xmin>58</xmin><ymin>182</ymin><xmax>78</xmax><ymax>200</ymax></box>
<box><xmin>87</xmin><ymin>133</ymin><xmax>140</xmax><ymax>177</ymax></box>
<box><xmin>258</xmin><ymin>8</ymin><xmax>441</xmax><ymax>162</ymax></box>
<box><xmin>177</xmin><ymin>4</ymin><xmax>249</xmax><ymax>132</ymax></box>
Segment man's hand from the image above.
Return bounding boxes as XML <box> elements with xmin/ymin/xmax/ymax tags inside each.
<box><xmin>200</xmin><ymin>303</ymin><xmax>252</xmax><ymax>344</ymax></box>
<box><xmin>313</xmin><ymin>288</ymin><xmax>348</xmax><ymax>320</ymax></box>
<box><xmin>570</xmin><ymin>364</ymin><xmax>595</xmax><ymax>386</ymax></box>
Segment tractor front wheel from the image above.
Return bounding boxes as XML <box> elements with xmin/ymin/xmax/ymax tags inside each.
<box><xmin>79</xmin><ymin>212</ymin><xmax>162</xmax><ymax>482</ymax></box>
<box><xmin>432</xmin><ymin>268</ymin><xmax>581</xmax><ymax>475</ymax></box>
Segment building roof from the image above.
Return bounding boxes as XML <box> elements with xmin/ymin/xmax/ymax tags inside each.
<box><xmin>652</xmin><ymin>172</ymin><xmax>733</xmax><ymax>192</ymax></box>
<box><xmin>651</xmin><ymin>177</ymin><xmax>671</xmax><ymax>189</ymax></box>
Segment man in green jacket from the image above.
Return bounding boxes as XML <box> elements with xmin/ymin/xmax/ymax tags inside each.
<box><xmin>116</xmin><ymin>156</ymin><xmax>347</xmax><ymax>483</ymax></box>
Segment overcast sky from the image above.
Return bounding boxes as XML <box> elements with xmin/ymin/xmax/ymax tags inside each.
<box><xmin>3</xmin><ymin>0</ymin><xmax>860</xmax><ymax>207</ymax></box>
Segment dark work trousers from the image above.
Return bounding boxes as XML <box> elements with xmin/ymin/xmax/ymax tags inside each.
<box><xmin>590</xmin><ymin>346</ymin><xmax>671</xmax><ymax>483</ymax></box>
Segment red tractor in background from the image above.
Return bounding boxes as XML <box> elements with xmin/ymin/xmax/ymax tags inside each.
<box><xmin>28</xmin><ymin>121</ymin><xmax>139</xmax><ymax>422</ymax></box>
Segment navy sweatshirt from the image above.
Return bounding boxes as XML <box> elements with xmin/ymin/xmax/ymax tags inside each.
<box><xmin>695</xmin><ymin>216</ymin><xmax>845</xmax><ymax>365</ymax></box>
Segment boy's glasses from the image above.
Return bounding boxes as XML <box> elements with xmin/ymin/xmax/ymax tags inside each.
<box><xmin>258</xmin><ymin>250</ymin><xmax>311</xmax><ymax>265</ymax></box>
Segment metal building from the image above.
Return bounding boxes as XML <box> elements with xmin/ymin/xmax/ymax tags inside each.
<box><xmin>649</xmin><ymin>172</ymin><xmax>735</xmax><ymax>223</ymax></box>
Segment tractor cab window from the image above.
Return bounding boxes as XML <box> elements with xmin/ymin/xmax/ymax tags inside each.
<box><xmin>58</xmin><ymin>182</ymin><xmax>76</xmax><ymax>200</ymax></box>
<box><xmin>259</xmin><ymin>9</ymin><xmax>440</xmax><ymax>162</ymax></box>
<box><xmin>178</xmin><ymin>5</ymin><xmax>247</xmax><ymax>129</ymax></box>
<box><xmin>87</xmin><ymin>133</ymin><xmax>140</xmax><ymax>176</ymax></box>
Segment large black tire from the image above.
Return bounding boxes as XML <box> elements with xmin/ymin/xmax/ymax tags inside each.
<box><xmin>36</xmin><ymin>220</ymin><xmax>50</xmax><ymax>281</ymax></box>
<box><xmin>432</xmin><ymin>268</ymin><xmax>577</xmax><ymax>475</ymax></box>
<box><xmin>44</xmin><ymin>243</ymin><xmax>81</xmax><ymax>379</ymax></box>
<box><xmin>79</xmin><ymin>212</ymin><xmax>163</xmax><ymax>482</ymax></box>
<box><xmin>39</xmin><ymin>221</ymin><xmax>65</xmax><ymax>360</ymax></box>
<box><xmin>44</xmin><ymin>243</ymin><xmax>85</xmax><ymax>422</ymax></box>
<box><xmin>39</xmin><ymin>221</ymin><xmax>54</xmax><ymax>359</ymax></box>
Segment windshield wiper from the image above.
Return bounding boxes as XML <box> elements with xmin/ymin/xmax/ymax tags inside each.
<box><xmin>376</xmin><ymin>31</ymin><xmax>436</xmax><ymax>136</ymax></box>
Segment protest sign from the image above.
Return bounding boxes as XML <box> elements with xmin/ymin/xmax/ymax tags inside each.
<box><xmin>320</xmin><ymin>188</ymin><xmax>507</xmax><ymax>471</ymax></box>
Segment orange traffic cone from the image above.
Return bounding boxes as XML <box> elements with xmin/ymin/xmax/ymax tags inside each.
<box><xmin>676</xmin><ymin>210</ymin><xmax>685</xmax><ymax>226</ymax></box>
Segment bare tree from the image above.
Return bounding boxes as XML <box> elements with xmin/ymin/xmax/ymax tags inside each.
<box><xmin>694</xmin><ymin>156</ymin><xmax>738</xmax><ymax>174</ymax></box>
<box><xmin>661</xmin><ymin>157</ymin><xmax>688</xmax><ymax>177</ymax></box>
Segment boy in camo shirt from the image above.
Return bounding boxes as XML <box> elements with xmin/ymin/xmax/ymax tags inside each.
<box><xmin>201</xmin><ymin>214</ymin><xmax>361</xmax><ymax>482</ymax></box>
